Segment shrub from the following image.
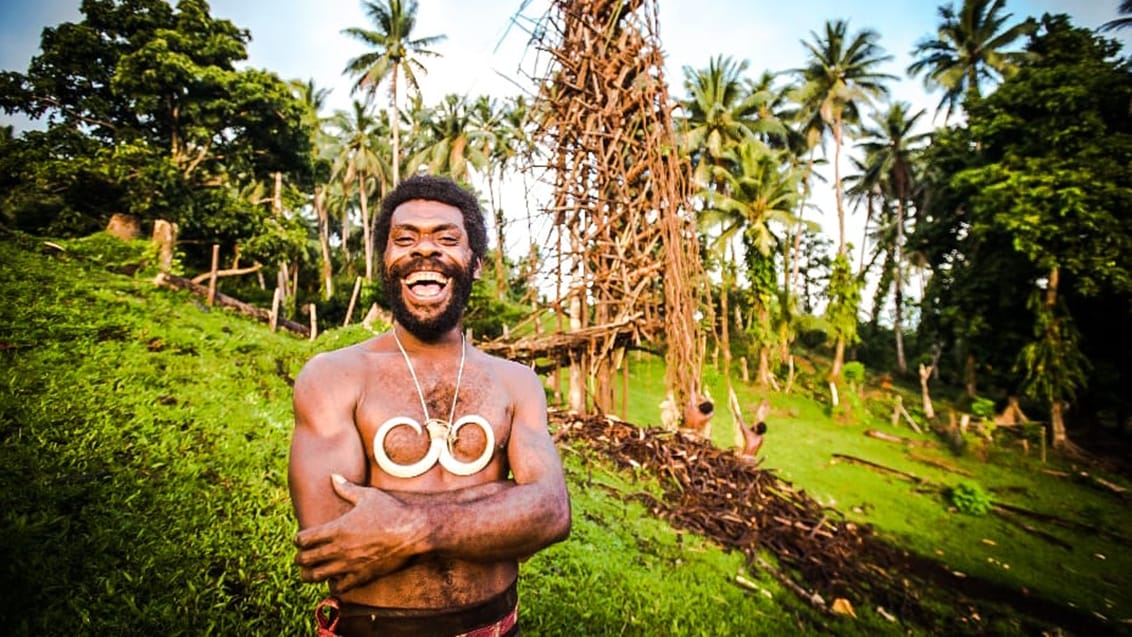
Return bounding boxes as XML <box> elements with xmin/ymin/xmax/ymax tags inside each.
<box><xmin>950</xmin><ymin>481</ymin><xmax>993</xmax><ymax>516</ymax></box>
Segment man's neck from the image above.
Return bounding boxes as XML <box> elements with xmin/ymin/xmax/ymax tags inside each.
<box><xmin>393</xmin><ymin>323</ymin><xmax>464</xmax><ymax>353</ymax></box>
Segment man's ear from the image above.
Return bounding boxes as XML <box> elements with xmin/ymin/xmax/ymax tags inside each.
<box><xmin>473</xmin><ymin>257</ymin><xmax>483</xmax><ymax>280</ymax></box>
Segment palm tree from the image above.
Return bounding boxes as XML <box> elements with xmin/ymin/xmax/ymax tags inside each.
<box><xmin>291</xmin><ymin>79</ymin><xmax>335</xmax><ymax>299</ymax></box>
<box><xmin>328</xmin><ymin>101</ymin><xmax>387</xmax><ymax>280</ymax></box>
<box><xmin>680</xmin><ymin>56</ymin><xmax>769</xmax><ymax>189</ymax></box>
<box><xmin>408</xmin><ymin>93</ymin><xmax>490</xmax><ymax>182</ymax></box>
<box><xmin>793</xmin><ymin>19</ymin><xmax>894</xmax><ymax>380</ymax></box>
<box><xmin>475</xmin><ymin>95</ymin><xmax>533</xmax><ymax>299</ymax></box>
<box><xmin>704</xmin><ymin>141</ymin><xmax>804</xmax><ymax>386</ymax></box>
<box><xmin>908</xmin><ymin>0</ymin><xmax>1036</xmax><ymax>122</ymax></box>
<box><xmin>1102</xmin><ymin>0</ymin><xmax>1132</xmax><ymax>31</ymax></box>
<box><xmin>856</xmin><ymin>102</ymin><xmax>929</xmax><ymax>374</ymax></box>
<box><xmin>342</xmin><ymin>0</ymin><xmax>445</xmax><ymax>186</ymax></box>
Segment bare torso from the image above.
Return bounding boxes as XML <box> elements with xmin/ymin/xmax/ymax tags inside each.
<box><xmin>335</xmin><ymin>338</ymin><xmax>520</xmax><ymax>608</ymax></box>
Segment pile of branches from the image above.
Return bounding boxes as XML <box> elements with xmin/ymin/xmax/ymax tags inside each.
<box><xmin>552</xmin><ymin>410</ymin><xmax>929</xmax><ymax>624</ymax></box>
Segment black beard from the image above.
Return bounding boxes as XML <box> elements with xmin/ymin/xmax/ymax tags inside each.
<box><xmin>383</xmin><ymin>257</ymin><xmax>475</xmax><ymax>342</ymax></box>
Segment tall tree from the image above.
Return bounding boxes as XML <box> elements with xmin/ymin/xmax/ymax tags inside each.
<box><xmin>921</xmin><ymin>15</ymin><xmax>1132</xmax><ymax>449</ymax></box>
<box><xmin>291</xmin><ymin>79</ymin><xmax>336</xmax><ymax>299</ymax></box>
<box><xmin>408</xmin><ymin>93</ymin><xmax>489</xmax><ymax>182</ymax></box>
<box><xmin>342</xmin><ymin>0</ymin><xmax>445</xmax><ymax>187</ymax></box>
<box><xmin>680</xmin><ymin>56</ymin><xmax>767</xmax><ymax>189</ymax></box>
<box><xmin>856</xmin><ymin>102</ymin><xmax>929</xmax><ymax>374</ymax></box>
<box><xmin>328</xmin><ymin>100</ymin><xmax>386</xmax><ymax>280</ymax></box>
<box><xmin>793</xmin><ymin>19</ymin><xmax>894</xmax><ymax>380</ymax></box>
<box><xmin>908</xmin><ymin>0</ymin><xmax>1036</xmax><ymax>122</ymax></box>
<box><xmin>0</xmin><ymin>0</ymin><xmax>312</xmax><ymax>253</ymax></box>
<box><xmin>704</xmin><ymin>141</ymin><xmax>803</xmax><ymax>386</ymax></box>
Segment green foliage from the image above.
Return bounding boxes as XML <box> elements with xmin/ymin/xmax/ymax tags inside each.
<box><xmin>824</xmin><ymin>252</ymin><xmax>862</xmax><ymax>346</ymax></box>
<box><xmin>842</xmin><ymin>360</ymin><xmax>866</xmax><ymax>384</ymax></box>
<box><xmin>971</xmin><ymin>397</ymin><xmax>996</xmax><ymax>419</ymax></box>
<box><xmin>949</xmin><ymin>481</ymin><xmax>993</xmax><ymax>516</ymax></box>
<box><xmin>0</xmin><ymin>0</ymin><xmax>315</xmax><ymax>266</ymax></box>
<box><xmin>915</xmin><ymin>15</ymin><xmax>1132</xmax><ymax>419</ymax></box>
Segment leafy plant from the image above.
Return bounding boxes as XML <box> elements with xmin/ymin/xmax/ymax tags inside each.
<box><xmin>950</xmin><ymin>481</ymin><xmax>993</xmax><ymax>516</ymax></box>
<box><xmin>971</xmin><ymin>396</ymin><xmax>996</xmax><ymax>419</ymax></box>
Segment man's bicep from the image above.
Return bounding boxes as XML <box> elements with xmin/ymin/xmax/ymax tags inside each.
<box><xmin>288</xmin><ymin>361</ymin><xmax>366</xmax><ymax>529</ymax></box>
<box><xmin>506</xmin><ymin>370</ymin><xmax>564</xmax><ymax>487</ymax></box>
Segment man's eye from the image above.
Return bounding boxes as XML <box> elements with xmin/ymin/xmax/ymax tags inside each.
<box><xmin>393</xmin><ymin>236</ymin><xmax>415</xmax><ymax>245</ymax></box>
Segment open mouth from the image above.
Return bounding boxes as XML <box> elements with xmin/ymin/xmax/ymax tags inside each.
<box><xmin>402</xmin><ymin>270</ymin><xmax>451</xmax><ymax>301</ymax></box>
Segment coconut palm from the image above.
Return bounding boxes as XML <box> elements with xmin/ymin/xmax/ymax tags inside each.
<box><xmin>703</xmin><ymin>141</ymin><xmax>805</xmax><ymax>386</ymax></box>
<box><xmin>856</xmin><ymin>102</ymin><xmax>929</xmax><ymax>374</ymax></box>
<box><xmin>908</xmin><ymin>0</ymin><xmax>1036</xmax><ymax>122</ymax></box>
<box><xmin>342</xmin><ymin>0</ymin><xmax>445</xmax><ymax>186</ymax></box>
<box><xmin>328</xmin><ymin>100</ymin><xmax>387</xmax><ymax>280</ymax></box>
<box><xmin>408</xmin><ymin>93</ymin><xmax>490</xmax><ymax>183</ymax></box>
<box><xmin>680</xmin><ymin>56</ymin><xmax>769</xmax><ymax>189</ymax></box>
<box><xmin>1102</xmin><ymin>0</ymin><xmax>1132</xmax><ymax>31</ymax></box>
<box><xmin>475</xmin><ymin>95</ymin><xmax>534</xmax><ymax>299</ymax></box>
<box><xmin>290</xmin><ymin>79</ymin><xmax>335</xmax><ymax>298</ymax></box>
<box><xmin>793</xmin><ymin>19</ymin><xmax>894</xmax><ymax>380</ymax></box>
<box><xmin>794</xmin><ymin>19</ymin><xmax>894</xmax><ymax>256</ymax></box>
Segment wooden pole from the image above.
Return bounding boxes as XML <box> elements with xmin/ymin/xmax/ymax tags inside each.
<box><xmin>270</xmin><ymin>286</ymin><xmax>281</xmax><ymax>332</ymax></box>
<box><xmin>343</xmin><ymin>276</ymin><xmax>363</xmax><ymax>327</ymax></box>
<box><xmin>207</xmin><ymin>244</ymin><xmax>219</xmax><ymax>307</ymax></box>
<box><xmin>309</xmin><ymin>303</ymin><xmax>318</xmax><ymax>341</ymax></box>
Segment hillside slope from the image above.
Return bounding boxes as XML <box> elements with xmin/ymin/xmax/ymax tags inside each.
<box><xmin>1</xmin><ymin>231</ymin><xmax>1129</xmax><ymax>636</ymax></box>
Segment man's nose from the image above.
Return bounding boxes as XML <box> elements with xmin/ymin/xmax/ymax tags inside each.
<box><xmin>411</xmin><ymin>236</ymin><xmax>441</xmax><ymax>257</ymax></box>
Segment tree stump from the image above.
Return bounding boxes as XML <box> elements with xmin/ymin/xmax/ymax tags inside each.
<box><xmin>106</xmin><ymin>213</ymin><xmax>140</xmax><ymax>240</ymax></box>
<box><xmin>151</xmin><ymin>220</ymin><xmax>177</xmax><ymax>273</ymax></box>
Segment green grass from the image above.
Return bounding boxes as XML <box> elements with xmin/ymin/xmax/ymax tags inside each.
<box><xmin>2</xmin><ymin>230</ymin><xmax>1130</xmax><ymax>635</ymax></box>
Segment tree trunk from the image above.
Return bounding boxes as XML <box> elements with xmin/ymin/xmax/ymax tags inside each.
<box><xmin>390</xmin><ymin>66</ymin><xmax>401</xmax><ymax>186</ymax></box>
<box><xmin>964</xmin><ymin>352</ymin><xmax>977</xmax><ymax>399</ymax></box>
<box><xmin>831</xmin><ymin>117</ymin><xmax>847</xmax><ymax>379</ymax></box>
<box><xmin>1044</xmin><ymin>266</ymin><xmax>1071</xmax><ymax>450</ymax></box>
<box><xmin>359</xmin><ymin>174</ymin><xmax>373</xmax><ymax>281</ymax></box>
<box><xmin>314</xmin><ymin>186</ymin><xmax>334</xmax><ymax>300</ymax></box>
<box><xmin>919</xmin><ymin>363</ymin><xmax>935</xmax><ymax>420</ymax></box>
<box><xmin>893</xmin><ymin>169</ymin><xmax>908</xmax><ymax>375</ymax></box>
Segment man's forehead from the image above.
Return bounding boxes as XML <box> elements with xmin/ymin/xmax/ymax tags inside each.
<box><xmin>391</xmin><ymin>199</ymin><xmax>466</xmax><ymax>229</ymax></box>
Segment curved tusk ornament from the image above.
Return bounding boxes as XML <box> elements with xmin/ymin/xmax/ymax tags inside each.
<box><xmin>373</xmin><ymin>415</ymin><xmax>495</xmax><ymax>478</ymax></box>
<box><xmin>373</xmin><ymin>416</ymin><xmax>441</xmax><ymax>479</ymax></box>
<box><xmin>438</xmin><ymin>415</ymin><xmax>495</xmax><ymax>476</ymax></box>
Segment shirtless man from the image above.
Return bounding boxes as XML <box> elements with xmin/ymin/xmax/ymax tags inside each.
<box><xmin>289</xmin><ymin>175</ymin><xmax>571</xmax><ymax>636</ymax></box>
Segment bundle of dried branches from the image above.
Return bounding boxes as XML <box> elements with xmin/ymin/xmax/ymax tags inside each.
<box><xmin>552</xmin><ymin>410</ymin><xmax>931</xmax><ymax>623</ymax></box>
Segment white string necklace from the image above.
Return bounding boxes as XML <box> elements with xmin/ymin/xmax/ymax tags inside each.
<box><xmin>373</xmin><ymin>326</ymin><xmax>495</xmax><ymax>478</ymax></box>
<box><xmin>391</xmin><ymin>325</ymin><xmax>466</xmax><ymax>426</ymax></box>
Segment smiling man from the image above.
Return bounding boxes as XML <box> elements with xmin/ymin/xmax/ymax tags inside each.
<box><xmin>288</xmin><ymin>175</ymin><xmax>571</xmax><ymax>636</ymax></box>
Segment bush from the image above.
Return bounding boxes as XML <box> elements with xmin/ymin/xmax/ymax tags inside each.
<box><xmin>949</xmin><ymin>481</ymin><xmax>993</xmax><ymax>516</ymax></box>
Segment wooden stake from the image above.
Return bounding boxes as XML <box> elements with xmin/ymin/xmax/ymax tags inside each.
<box><xmin>207</xmin><ymin>243</ymin><xmax>219</xmax><ymax>307</ymax></box>
<box><xmin>343</xmin><ymin>276</ymin><xmax>362</xmax><ymax>327</ymax></box>
<box><xmin>309</xmin><ymin>303</ymin><xmax>318</xmax><ymax>340</ymax></box>
<box><xmin>270</xmin><ymin>286</ymin><xmax>281</xmax><ymax>332</ymax></box>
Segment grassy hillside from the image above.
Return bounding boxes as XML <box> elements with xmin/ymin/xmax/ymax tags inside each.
<box><xmin>2</xmin><ymin>230</ymin><xmax>1129</xmax><ymax>635</ymax></box>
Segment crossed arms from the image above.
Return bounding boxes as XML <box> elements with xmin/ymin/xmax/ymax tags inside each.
<box><xmin>287</xmin><ymin>353</ymin><xmax>571</xmax><ymax>592</ymax></box>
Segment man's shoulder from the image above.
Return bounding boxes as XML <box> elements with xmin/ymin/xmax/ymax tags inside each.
<box><xmin>297</xmin><ymin>337</ymin><xmax>382</xmax><ymax>381</ymax></box>
<box><xmin>473</xmin><ymin>348</ymin><xmax>542</xmax><ymax>391</ymax></box>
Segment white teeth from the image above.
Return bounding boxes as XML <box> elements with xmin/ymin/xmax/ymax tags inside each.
<box><xmin>404</xmin><ymin>271</ymin><xmax>449</xmax><ymax>285</ymax></box>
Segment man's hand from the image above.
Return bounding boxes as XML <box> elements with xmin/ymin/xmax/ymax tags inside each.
<box><xmin>293</xmin><ymin>474</ymin><xmax>428</xmax><ymax>592</ymax></box>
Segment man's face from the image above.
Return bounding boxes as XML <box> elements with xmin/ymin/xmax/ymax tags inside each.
<box><xmin>383</xmin><ymin>200</ymin><xmax>481</xmax><ymax>341</ymax></box>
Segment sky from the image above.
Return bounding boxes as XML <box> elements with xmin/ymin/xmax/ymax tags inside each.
<box><xmin>1</xmin><ymin>0</ymin><xmax>1129</xmax><ymax>306</ymax></box>
<box><xmin>3</xmin><ymin>0</ymin><xmax>1127</xmax><ymax>123</ymax></box>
